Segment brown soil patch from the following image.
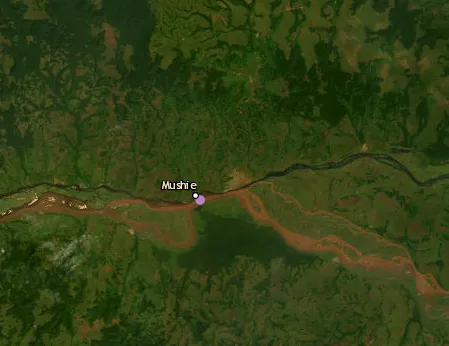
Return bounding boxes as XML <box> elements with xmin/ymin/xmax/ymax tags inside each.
<box><xmin>418</xmin><ymin>56</ymin><xmax>431</xmax><ymax>74</ymax></box>
<box><xmin>104</xmin><ymin>265</ymin><xmax>112</xmax><ymax>273</ymax></box>
<box><xmin>336</xmin><ymin>196</ymin><xmax>361</xmax><ymax>208</ymax></box>
<box><xmin>102</xmin><ymin>22</ymin><xmax>117</xmax><ymax>49</ymax></box>
<box><xmin>225</xmin><ymin>169</ymin><xmax>252</xmax><ymax>191</ymax></box>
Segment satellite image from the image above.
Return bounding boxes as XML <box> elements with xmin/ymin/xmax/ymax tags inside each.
<box><xmin>0</xmin><ymin>0</ymin><xmax>449</xmax><ymax>344</ymax></box>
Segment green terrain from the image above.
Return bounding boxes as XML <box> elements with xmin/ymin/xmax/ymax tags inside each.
<box><xmin>0</xmin><ymin>0</ymin><xmax>449</xmax><ymax>344</ymax></box>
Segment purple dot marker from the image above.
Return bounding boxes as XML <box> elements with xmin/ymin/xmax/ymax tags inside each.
<box><xmin>195</xmin><ymin>195</ymin><xmax>206</xmax><ymax>206</ymax></box>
